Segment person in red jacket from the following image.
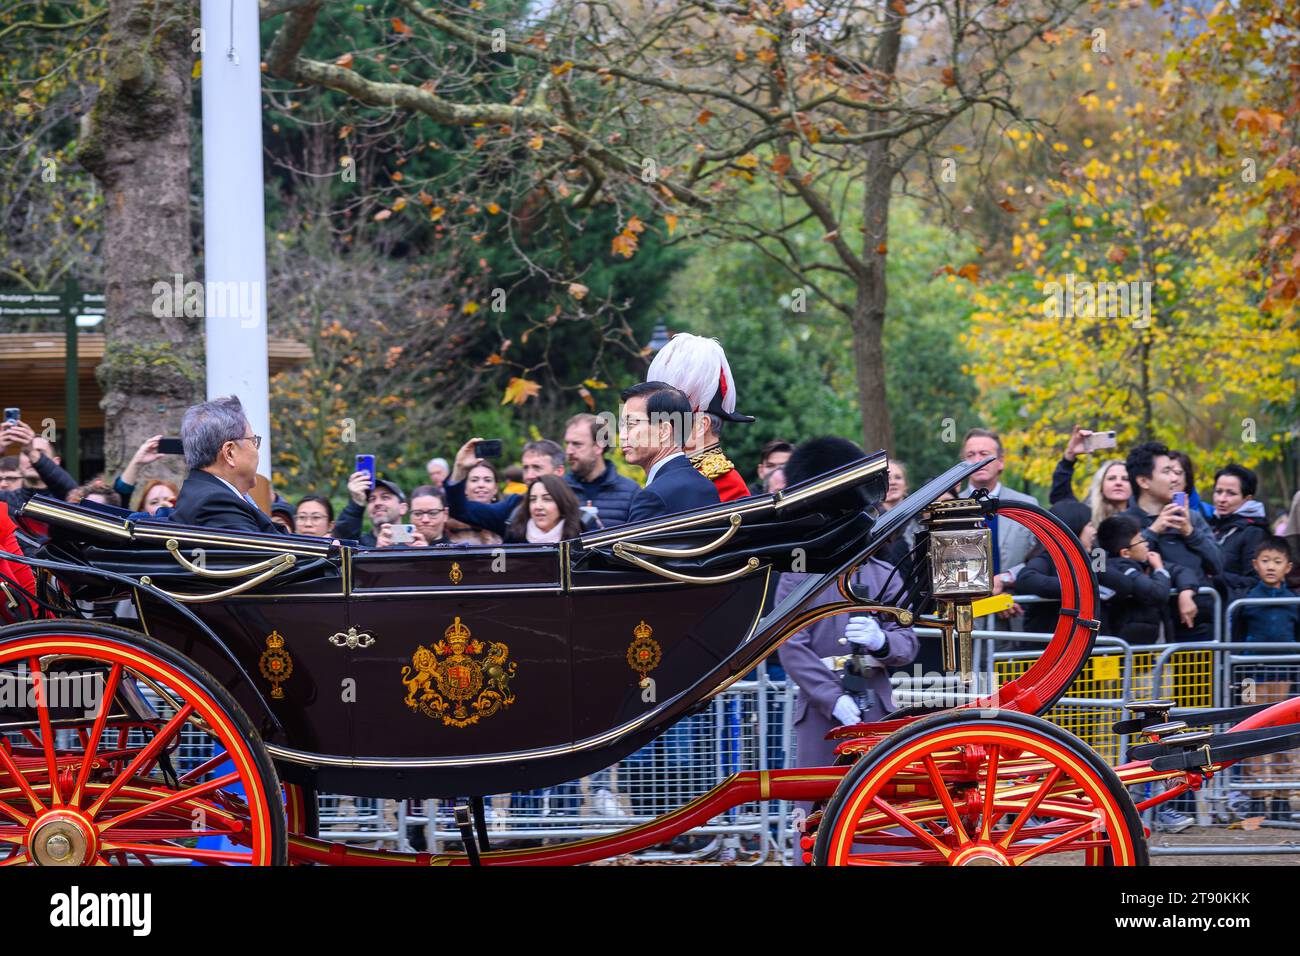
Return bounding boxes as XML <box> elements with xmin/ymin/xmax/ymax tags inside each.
<box><xmin>645</xmin><ymin>332</ymin><xmax>753</xmax><ymax>502</ymax></box>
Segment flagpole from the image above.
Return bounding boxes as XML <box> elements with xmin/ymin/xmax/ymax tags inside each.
<box><xmin>200</xmin><ymin>0</ymin><xmax>272</xmax><ymax>506</ymax></box>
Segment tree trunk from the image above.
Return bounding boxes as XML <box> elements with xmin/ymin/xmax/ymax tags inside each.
<box><xmin>851</xmin><ymin>4</ymin><xmax>902</xmax><ymax>457</ymax></box>
<box><xmin>77</xmin><ymin>0</ymin><xmax>203</xmax><ymax>489</ymax></box>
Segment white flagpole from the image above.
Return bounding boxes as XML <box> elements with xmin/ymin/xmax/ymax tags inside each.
<box><xmin>200</xmin><ymin>0</ymin><xmax>272</xmax><ymax>488</ymax></box>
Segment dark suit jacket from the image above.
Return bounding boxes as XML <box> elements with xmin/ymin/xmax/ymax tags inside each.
<box><xmin>627</xmin><ymin>453</ymin><xmax>720</xmax><ymax>523</ymax></box>
<box><xmin>171</xmin><ymin>469</ymin><xmax>285</xmax><ymax>535</ymax></box>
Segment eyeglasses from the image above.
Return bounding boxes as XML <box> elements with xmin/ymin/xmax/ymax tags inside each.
<box><xmin>1128</xmin><ymin>537</ymin><xmax>1148</xmax><ymax>548</ymax></box>
<box><xmin>233</xmin><ymin>434</ymin><xmax>263</xmax><ymax>450</ymax></box>
<box><xmin>411</xmin><ymin>509</ymin><xmax>445</xmax><ymax>519</ymax></box>
<box><xmin>0</xmin><ymin>474</ymin><xmax>23</xmax><ymax>484</ymax></box>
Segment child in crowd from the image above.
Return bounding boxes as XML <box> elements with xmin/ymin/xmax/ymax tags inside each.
<box><xmin>1095</xmin><ymin>514</ymin><xmax>1198</xmax><ymax>643</ymax></box>
<box><xmin>1232</xmin><ymin>537</ymin><xmax>1300</xmax><ymax>820</ymax></box>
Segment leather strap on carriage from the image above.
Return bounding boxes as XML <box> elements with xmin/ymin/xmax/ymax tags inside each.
<box><xmin>454</xmin><ymin>803</ymin><xmax>481</xmax><ymax>866</ymax></box>
<box><xmin>1132</xmin><ymin>727</ymin><xmax>1300</xmax><ymax>772</ymax></box>
<box><xmin>1111</xmin><ymin>700</ymin><xmax>1279</xmax><ymax>736</ymax></box>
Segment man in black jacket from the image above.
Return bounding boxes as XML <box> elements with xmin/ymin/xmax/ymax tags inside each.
<box><xmin>618</xmin><ymin>382</ymin><xmax>720</xmax><ymax>522</ymax></box>
<box><xmin>171</xmin><ymin>396</ymin><xmax>284</xmax><ymax>535</ymax></box>
<box><xmin>1122</xmin><ymin>442</ymin><xmax>1222</xmax><ymax>640</ymax></box>
<box><xmin>1210</xmin><ymin>464</ymin><xmax>1269</xmax><ymax>597</ymax></box>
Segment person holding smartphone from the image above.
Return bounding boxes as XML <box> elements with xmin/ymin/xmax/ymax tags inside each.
<box><xmin>0</xmin><ymin>418</ymin><xmax>78</xmax><ymax>501</ymax></box>
<box><xmin>1120</xmin><ymin>441</ymin><xmax>1223</xmax><ymax>641</ymax></box>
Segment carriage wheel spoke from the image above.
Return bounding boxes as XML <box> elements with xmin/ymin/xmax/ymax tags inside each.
<box><xmin>869</xmin><ymin>796</ymin><xmax>952</xmax><ymax>859</ymax></box>
<box><xmin>0</xmin><ymin>740</ymin><xmax>46</xmax><ymax>815</ymax></box>
<box><xmin>99</xmin><ymin>772</ymin><xmax>240</xmax><ymax>833</ymax></box>
<box><xmin>998</xmin><ymin>767</ymin><xmax>1062</xmax><ymax>848</ymax></box>
<box><xmin>0</xmin><ymin>794</ymin><xmax>33</xmax><ymax>827</ymax></box>
<box><xmin>922</xmin><ymin>754</ymin><xmax>969</xmax><ymax>846</ymax></box>
<box><xmin>0</xmin><ymin>849</ymin><xmax>29</xmax><ymax>866</ymax></box>
<box><xmin>70</xmin><ymin>663</ymin><xmax>122</xmax><ymax>808</ymax></box>
<box><xmin>979</xmin><ymin>745</ymin><xmax>1001</xmax><ymax>841</ymax></box>
<box><xmin>1010</xmin><ymin>819</ymin><xmax>1099</xmax><ymax>865</ymax></box>
<box><xmin>88</xmin><ymin>703</ymin><xmax>194</xmax><ymax>819</ymax></box>
<box><xmin>29</xmin><ymin>657</ymin><xmax>64</xmax><ymax>807</ymax></box>
<box><xmin>179</xmin><ymin>749</ymin><xmax>232</xmax><ymax>785</ymax></box>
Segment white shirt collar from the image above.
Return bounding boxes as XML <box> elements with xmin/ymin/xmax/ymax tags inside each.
<box><xmin>965</xmin><ymin>481</ymin><xmax>1002</xmax><ymax>498</ymax></box>
<box><xmin>210</xmin><ymin>472</ymin><xmax>251</xmax><ymax>505</ymax></box>
<box><xmin>646</xmin><ymin>451</ymin><xmax>685</xmax><ymax>486</ymax></box>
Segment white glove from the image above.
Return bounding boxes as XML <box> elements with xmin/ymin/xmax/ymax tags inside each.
<box><xmin>832</xmin><ymin>694</ymin><xmax>862</xmax><ymax>726</ymax></box>
<box><xmin>843</xmin><ymin>616</ymin><xmax>886</xmax><ymax>653</ymax></box>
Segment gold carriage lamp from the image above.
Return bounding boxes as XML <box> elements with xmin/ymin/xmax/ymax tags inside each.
<box><xmin>929</xmin><ymin>527</ymin><xmax>993</xmax><ymax>599</ymax></box>
<box><xmin>921</xmin><ymin>500</ymin><xmax>994</xmax><ymax>684</ymax></box>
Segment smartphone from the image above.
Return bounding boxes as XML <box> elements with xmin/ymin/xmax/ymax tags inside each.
<box><xmin>157</xmin><ymin>437</ymin><xmax>184</xmax><ymax>455</ymax></box>
<box><xmin>1081</xmin><ymin>430</ymin><xmax>1116</xmax><ymax>453</ymax></box>
<box><xmin>391</xmin><ymin>523</ymin><xmax>416</xmax><ymax>545</ymax></box>
<box><xmin>474</xmin><ymin>439</ymin><xmax>502</xmax><ymax>459</ymax></box>
<box><xmin>3</xmin><ymin>408</ymin><xmax>19</xmax><ymax>423</ymax></box>
<box><xmin>1172</xmin><ymin>492</ymin><xmax>1188</xmax><ymax>510</ymax></box>
<box><xmin>355</xmin><ymin>454</ymin><xmax>376</xmax><ymax>490</ymax></box>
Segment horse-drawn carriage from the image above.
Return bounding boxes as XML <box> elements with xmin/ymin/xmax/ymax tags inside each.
<box><xmin>2</xmin><ymin>451</ymin><xmax>1298</xmax><ymax>866</ymax></box>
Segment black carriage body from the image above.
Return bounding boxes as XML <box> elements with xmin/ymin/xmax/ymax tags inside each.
<box><xmin>9</xmin><ymin>452</ymin><xmax>986</xmax><ymax>798</ymax></box>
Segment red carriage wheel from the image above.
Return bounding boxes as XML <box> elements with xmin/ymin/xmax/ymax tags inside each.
<box><xmin>0</xmin><ymin>620</ymin><xmax>286</xmax><ymax>866</ymax></box>
<box><xmin>811</xmin><ymin>710</ymin><xmax>1146</xmax><ymax>866</ymax></box>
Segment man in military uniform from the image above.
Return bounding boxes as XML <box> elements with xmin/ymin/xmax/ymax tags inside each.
<box><xmin>645</xmin><ymin>332</ymin><xmax>753</xmax><ymax>502</ymax></box>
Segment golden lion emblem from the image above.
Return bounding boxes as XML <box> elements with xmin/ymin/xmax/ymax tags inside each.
<box><xmin>401</xmin><ymin>616</ymin><xmax>516</xmax><ymax>728</ymax></box>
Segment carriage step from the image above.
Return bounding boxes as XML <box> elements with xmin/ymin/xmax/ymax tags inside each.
<box><xmin>1140</xmin><ymin>720</ymin><xmax>1189</xmax><ymax>738</ymax></box>
<box><xmin>1125</xmin><ymin>698</ymin><xmax>1177</xmax><ymax>714</ymax></box>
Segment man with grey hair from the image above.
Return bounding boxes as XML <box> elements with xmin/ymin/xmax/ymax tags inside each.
<box><xmin>171</xmin><ymin>395</ymin><xmax>283</xmax><ymax>534</ymax></box>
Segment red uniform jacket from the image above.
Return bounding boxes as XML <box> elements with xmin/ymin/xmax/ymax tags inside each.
<box><xmin>689</xmin><ymin>445</ymin><xmax>750</xmax><ymax>502</ymax></box>
<box><xmin>712</xmin><ymin>467</ymin><xmax>750</xmax><ymax>502</ymax></box>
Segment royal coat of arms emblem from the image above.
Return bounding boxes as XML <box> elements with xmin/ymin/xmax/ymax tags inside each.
<box><xmin>401</xmin><ymin>616</ymin><xmax>516</xmax><ymax>728</ymax></box>
<box><xmin>258</xmin><ymin>630</ymin><xmax>293</xmax><ymax>699</ymax></box>
<box><xmin>626</xmin><ymin>620</ymin><xmax>662</xmax><ymax>688</ymax></box>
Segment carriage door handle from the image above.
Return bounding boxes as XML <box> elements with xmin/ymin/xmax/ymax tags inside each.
<box><xmin>328</xmin><ymin>627</ymin><xmax>375</xmax><ymax>650</ymax></box>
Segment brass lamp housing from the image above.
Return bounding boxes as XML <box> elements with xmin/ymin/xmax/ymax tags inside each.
<box><xmin>929</xmin><ymin>527</ymin><xmax>993</xmax><ymax>599</ymax></box>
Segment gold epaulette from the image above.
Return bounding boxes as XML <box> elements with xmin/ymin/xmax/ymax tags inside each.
<box><xmin>690</xmin><ymin>446</ymin><xmax>735</xmax><ymax>481</ymax></box>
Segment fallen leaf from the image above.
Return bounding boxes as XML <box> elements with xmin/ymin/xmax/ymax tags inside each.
<box><xmin>940</xmin><ymin>66</ymin><xmax>956</xmax><ymax>87</ymax></box>
<box><xmin>697</xmin><ymin>110</ymin><xmax>714</xmax><ymax>125</ymax></box>
<box><xmin>391</xmin><ymin>197</ymin><xmax>407</xmax><ymax>212</ymax></box>
<box><xmin>771</xmin><ymin>154</ymin><xmax>792</xmax><ymax>175</ymax></box>
<box><xmin>528</xmin><ymin>134</ymin><xmax>544</xmax><ymax>150</ymax></box>
<box><xmin>579</xmin><ymin>386</ymin><xmax>595</xmax><ymax>411</ymax></box>
<box><xmin>335</xmin><ymin>52</ymin><xmax>355</xmax><ymax>68</ymax></box>
<box><xmin>997</xmin><ymin>199</ymin><xmax>1019</xmax><ymax>213</ymax></box>
<box><xmin>551</xmin><ymin>61</ymin><xmax>574</xmax><ymax>76</ymax></box>
<box><xmin>665</xmin><ymin>213</ymin><xmax>679</xmax><ymax>236</ymax></box>
<box><xmin>430</xmin><ymin>206</ymin><xmax>445</xmax><ymax>221</ymax></box>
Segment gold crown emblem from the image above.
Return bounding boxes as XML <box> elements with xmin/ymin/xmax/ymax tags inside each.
<box><xmin>633</xmin><ymin>620</ymin><xmax>653</xmax><ymax>640</ymax></box>
<box><xmin>266</xmin><ymin>630</ymin><xmax>285</xmax><ymax>649</ymax></box>
<box><xmin>444</xmin><ymin>616</ymin><xmax>471</xmax><ymax>643</ymax></box>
